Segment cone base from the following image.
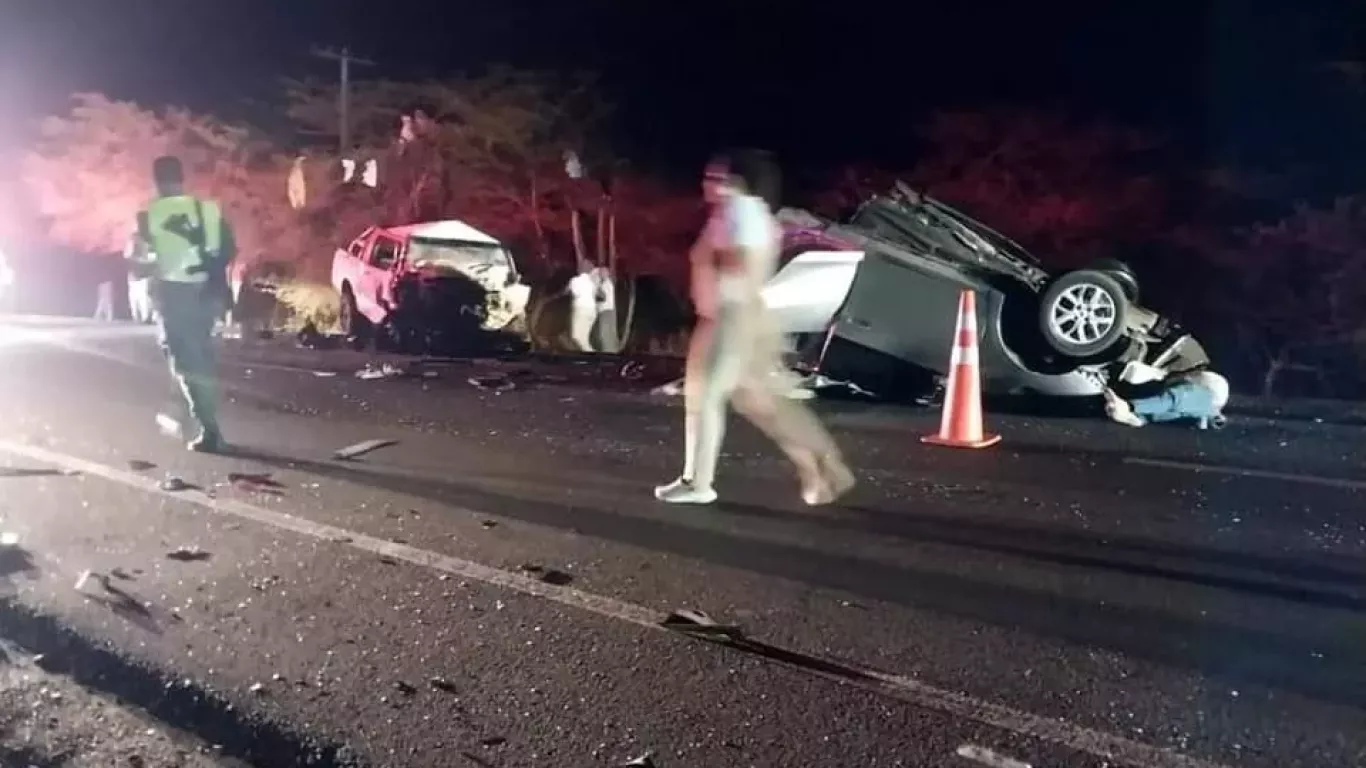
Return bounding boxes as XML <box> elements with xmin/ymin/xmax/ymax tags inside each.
<box><xmin>920</xmin><ymin>433</ymin><xmax>1002</xmax><ymax>450</ymax></box>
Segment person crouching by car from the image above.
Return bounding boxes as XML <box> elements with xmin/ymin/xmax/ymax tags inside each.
<box><xmin>1103</xmin><ymin>369</ymin><xmax>1230</xmax><ymax>430</ymax></box>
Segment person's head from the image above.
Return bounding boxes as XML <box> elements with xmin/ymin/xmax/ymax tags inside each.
<box><xmin>152</xmin><ymin>155</ymin><xmax>185</xmax><ymax>195</ymax></box>
<box><xmin>701</xmin><ymin>157</ymin><xmax>730</xmax><ymax>206</ymax></box>
<box><xmin>703</xmin><ymin>148</ymin><xmax>781</xmax><ymax>209</ymax></box>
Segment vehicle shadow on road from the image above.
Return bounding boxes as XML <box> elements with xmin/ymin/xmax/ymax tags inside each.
<box><xmin>229</xmin><ymin>445</ymin><xmax>1366</xmax><ymax>711</ymax></box>
<box><xmin>0</xmin><ymin>599</ymin><xmax>358</xmax><ymax>768</ymax></box>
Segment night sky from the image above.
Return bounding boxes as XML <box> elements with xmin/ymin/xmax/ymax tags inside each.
<box><xmin>2</xmin><ymin>0</ymin><xmax>1362</xmax><ymax>180</ymax></box>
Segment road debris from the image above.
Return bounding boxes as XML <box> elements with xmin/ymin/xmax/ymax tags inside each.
<box><xmin>159</xmin><ymin>476</ymin><xmax>191</xmax><ymax>492</ymax></box>
<box><xmin>155</xmin><ymin>412</ymin><xmax>182</xmax><ymax>438</ymax></box>
<box><xmin>74</xmin><ymin>569</ymin><xmax>111</xmax><ymax>593</ymax></box>
<box><xmin>333</xmin><ymin>438</ymin><xmax>399</xmax><ymax>461</ymax></box>
<box><xmin>519</xmin><ymin>563</ymin><xmax>574</xmax><ymax>585</ymax></box>
<box><xmin>651</xmin><ymin>378</ymin><xmax>684</xmax><ymax>397</ymax></box>
<box><xmin>429</xmin><ymin>676</ymin><xmax>457</xmax><ymax>693</ymax></box>
<box><xmin>355</xmin><ymin>362</ymin><xmax>406</xmax><ymax>380</ymax></box>
<box><xmin>468</xmin><ymin>375</ymin><xmax>516</xmax><ymax>393</ymax></box>
<box><xmin>955</xmin><ymin>744</ymin><xmax>1032</xmax><ymax>768</ymax></box>
<box><xmin>127</xmin><ymin>459</ymin><xmax>157</xmax><ymax>471</ymax></box>
<box><xmin>0</xmin><ymin>531</ymin><xmax>18</xmax><ymax>547</ymax></box>
<box><xmin>660</xmin><ymin>608</ymin><xmax>743</xmax><ymax>641</ymax></box>
<box><xmin>621</xmin><ymin>752</ymin><xmax>658</xmax><ymax>767</ymax></box>
<box><xmin>619</xmin><ymin>360</ymin><xmax>646</xmax><ymax>380</ymax></box>
<box><xmin>228</xmin><ymin>471</ymin><xmax>286</xmax><ymax>495</ymax></box>
<box><xmin>165</xmin><ymin>546</ymin><xmax>212</xmax><ymax>562</ymax></box>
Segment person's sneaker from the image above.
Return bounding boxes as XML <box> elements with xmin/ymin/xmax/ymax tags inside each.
<box><xmin>1103</xmin><ymin>389</ymin><xmax>1145</xmax><ymax>427</ymax></box>
<box><xmin>802</xmin><ymin>454</ymin><xmax>856</xmax><ymax>506</ymax></box>
<box><xmin>653</xmin><ymin>477</ymin><xmax>718</xmax><ymax>505</ymax></box>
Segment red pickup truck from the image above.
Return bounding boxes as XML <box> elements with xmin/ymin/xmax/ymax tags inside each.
<box><xmin>330</xmin><ymin>219</ymin><xmax>530</xmax><ymax>349</ymax></box>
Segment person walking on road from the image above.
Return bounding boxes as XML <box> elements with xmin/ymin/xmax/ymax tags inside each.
<box><xmin>654</xmin><ymin>149</ymin><xmax>854</xmax><ymax>506</ymax></box>
<box><xmin>126</xmin><ymin>155</ymin><xmax>236</xmax><ymax>453</ymax></box>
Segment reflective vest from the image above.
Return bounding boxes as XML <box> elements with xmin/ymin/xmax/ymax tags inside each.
<box><xmin>139</xmin><ymin>195</ymin><xmax>223</xmax><ymax>284</ymax></box>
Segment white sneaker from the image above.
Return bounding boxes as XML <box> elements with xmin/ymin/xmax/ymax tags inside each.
<box><xmin>653</xmin><ymin>477</ymin><xmax>718</xmax><ymax>505</ymax></box>
<box><xmin>801</xmin><ymin>455</ymin><xmax>856</xmax><ymax>506</ymax></box>
<box><xmin>1103</xmin><ymin>389</ymin><xmax>1145</xmax><ymax>427</ymax></box>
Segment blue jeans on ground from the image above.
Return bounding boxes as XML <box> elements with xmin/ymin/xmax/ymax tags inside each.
<box><xmin>1131</xmin><ymin>382</ymin><xmax>1224</xmax><ymax>429</ymax></box>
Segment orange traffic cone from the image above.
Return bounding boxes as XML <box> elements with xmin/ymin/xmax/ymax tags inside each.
<box><xmin>921</xmin><ymin>289</ymin><xmax>1001</xmax><ymax>449</ymax></box>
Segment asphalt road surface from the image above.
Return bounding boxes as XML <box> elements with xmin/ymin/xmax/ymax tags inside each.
<box><xmin>0</xmin><ymin>317</ymin><xmax>1363</xmax><ymax>768</ymax></box>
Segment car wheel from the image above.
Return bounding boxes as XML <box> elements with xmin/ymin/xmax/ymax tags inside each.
<box><xmin>1037</xmin><ymin>269</ymin><xmax>1130</xmax><ymax>359</ymax></box>
<box><xmin>1088</xmin><ymin>257</ymin><xmax>1141</xmax><ymax>302</ymax></box>
<box><xmin>339</xmin><ymin>286</ymin><xmax>370</xmax><ymax>348</ymax></box>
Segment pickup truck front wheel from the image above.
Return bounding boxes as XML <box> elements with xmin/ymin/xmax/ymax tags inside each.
<box><xmin>339</xmin><ymin>286</ymin><xmax>371</xmax><ymax>349</ymax></box>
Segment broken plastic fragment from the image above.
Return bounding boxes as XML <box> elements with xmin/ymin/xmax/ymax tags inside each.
<box><xmin>429</xmin><ymin>676</ymin><xmax>457</xmax><ymax>693</ymax></box>
<box><xmin>159</xmin><ymin>476</ymin><xmax>189</xmax><ymax>492</ymax></box>
<box><xmin>333</xmin><ymin>438</ymin><xmax>399</xmax><ymax>461</ymax></box>
<box><xmin>622</xmin><ymin>752</ymin><xmax>657</xmax><ymax>767</ymax></box>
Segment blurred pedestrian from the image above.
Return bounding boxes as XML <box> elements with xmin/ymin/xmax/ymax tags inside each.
<box><xmin>126</xmin><ymin>155</ymin><xmax>237</xmax><ymax>452</ymax></box>
<box><xmin>654</xmin><ymin>149</ymin><xmax>854</xmax><ymax>505</ymax></box>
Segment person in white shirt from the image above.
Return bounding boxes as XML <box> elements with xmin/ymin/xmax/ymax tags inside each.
<box><xmin>654</xmin><ymin>149</ymin><xmax>854</xmax><ymax>506</ymax></box>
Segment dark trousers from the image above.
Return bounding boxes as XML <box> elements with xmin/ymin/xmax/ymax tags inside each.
<box><xmin>154</xmin><ymin>281</ymin><xmax>221</xmax><ymax>438</ymax></box>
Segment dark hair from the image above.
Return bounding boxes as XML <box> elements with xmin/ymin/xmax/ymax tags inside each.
<box><xmin>152</xmin><ymin>155</ymin><xmax>184</xmax><ymax>186</ymax></box>
<box><xmin>720</xmin><ymin>147</ymin><xmax>781</xmax><ymax>209</ymax></box>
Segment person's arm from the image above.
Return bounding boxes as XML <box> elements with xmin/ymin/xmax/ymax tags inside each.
<box><xmin>689</xmin><ymin>213</ymin><xmax>720</xmax><ymax>321</ymax></box>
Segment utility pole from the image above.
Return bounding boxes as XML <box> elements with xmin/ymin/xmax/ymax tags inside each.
<box><xmin>310</xmin><ymin>46</ymin><xmax>375</xmax><ymax>154</ymax></box>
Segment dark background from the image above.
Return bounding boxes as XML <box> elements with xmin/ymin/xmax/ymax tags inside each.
<box><xmin>2</xmin><ymin>0</ymin><xmax>1363</xmax><ymax>187</ymax></box>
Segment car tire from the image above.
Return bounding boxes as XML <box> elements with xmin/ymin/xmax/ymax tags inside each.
<box><xmin>339</xmin><ymin>286</ymin><xmax>370</xmax><ymax>349</ymax></box>
<box><xmin>1037</xmin><ymin>269</ymin><xmax>1130</xmax><ymax>359</ymax></box>
<box><xmin>1088</xmin><ymin>257</ymin><xmax>1141</xmax><ymax>302</ymax></box>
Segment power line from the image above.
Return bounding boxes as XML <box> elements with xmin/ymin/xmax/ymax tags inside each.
<box><xmin>309</xmin><ymin>46</ymin><xmax>376</xmax><ymax>154</ymax></box>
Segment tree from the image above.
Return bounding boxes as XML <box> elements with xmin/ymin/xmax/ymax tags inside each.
<box><xmin>907</xmin><ymin>108</ymin><xmax>1169</xmax><ymax>268</ymax></box>
<box><xmin>1193</xmin><ymin>197</ymin><xmax>1366</xmax><ymax>396</ymax></box>
<box><xmin>21</xmin><ymin>93</ymin><xmax>306</xmax><ymax>278</ymax></box>
<box><xmin>282</xmin><ymin>68</ymin><xmax>610</xmax><ymax>274</ymax></box>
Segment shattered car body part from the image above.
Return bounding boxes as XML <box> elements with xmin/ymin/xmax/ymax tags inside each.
<box><xmin>333</xmin><ymin>438</ymin><xmax>399</xmax><ymax>461</ymax></box>
<box><xmin>768</xmin><ymin>184</ymin><xmax>1206</xmax><ymax>398</ymax></box>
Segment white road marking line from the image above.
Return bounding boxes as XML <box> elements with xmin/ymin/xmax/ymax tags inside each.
<box><xmin>1124</xmin><ymin>457</ymin><xmax>1366</xmax><ymax>492</ymax></box>
<box><xmin>0</xmin><ymin>440</ymin><xmax>1234</xmax><ymax>768</ymax></box>
<box><xmin>956</xmin><ymin>744</ymin><xmax>1033</xmax><ymax>768</ymax></box>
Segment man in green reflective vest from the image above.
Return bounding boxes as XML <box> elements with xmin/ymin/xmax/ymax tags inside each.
<box><xmin>127</xmin><ymin>155</ymin><xmax>236</xmax><ymax>452</ymax></box>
